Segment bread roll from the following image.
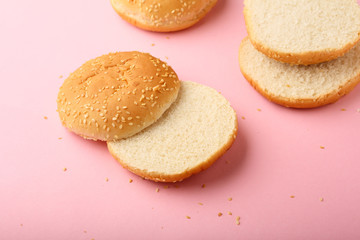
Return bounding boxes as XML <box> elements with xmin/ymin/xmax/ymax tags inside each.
<box><xmin>107</xmin><ymin>81</ymin><xmax>238</xmax><ymax>182</ymax></box>
<box><xmin>244</xmin><ymin>0</ymin><xmax>360</xmax><ymax>65</ymax></box>
<box><xmin>238</xmin><ymin>37</ymin><xmax>360</xmax><ymax>108</ymax></box>
<box><xmin>57</xmin><ymin>51</ymin><xmax>180</xmax><ymax>141</ymax></box>
<box><xmin>111</xmin><ymin>0</ymin><xmax>217</xmax><ymax>32</ymax></box>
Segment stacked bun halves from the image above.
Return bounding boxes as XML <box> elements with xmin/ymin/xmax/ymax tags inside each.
<box><xmin>57</xmin><ymin>52</ymin><xmax>238</xmax><ymax>182</ymax></box>
<box><xmin>239</xmin><ymin>0</ymin><xmax>360</xmax><ymax>108</ymax></box>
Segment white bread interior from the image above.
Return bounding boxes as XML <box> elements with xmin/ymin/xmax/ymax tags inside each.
<box><xmin>244</xmin><ymin>0</ymin><xmax>360</xmax><ymax>65</ymax></box>
<box><xmin>239</xmin><ymin>37</ymin><xmax>360</xmax><ymax>108</ymax></box>
<box><xmin>107</xmin><ymin>81</ymin><xmax>238</xmax><ymax>182</ymax></box>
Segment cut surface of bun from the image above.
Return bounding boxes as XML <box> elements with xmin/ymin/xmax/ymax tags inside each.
<box><xmin>244</xmin><ymin>0</ymin><xmax>360</xmax><ymax>65</ymax></box>
<box><xmin>111</xmin><ymin>0</ymin><xmax>217</xmax><ymax>32</ymax></box>
<box><xmin>239</xmin><ymin>37</ymin><xmax>360</xmax><ymax>108</ymax></box>
<box><xmin>107</xmin><ymin>81</ymin><xmax>238</xmax><ymax>182</ymax></box>
<box><xmin>57</xmin><ymin>51</ymin><xmax>180</xmax><ymax>141</ymax></box>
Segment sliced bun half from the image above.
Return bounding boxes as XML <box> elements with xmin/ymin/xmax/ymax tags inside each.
<box><xmin>107</xmin><ymin>81</ymin><xmax>238</xmax><ymax>182</ymax></box>
<box><xmin>57</xmin><ymin>51</ymin><xmax>180</xmax><ymax>141</ymax></box>
<box><xmin>244</xmin><ymin>0</ymin><xmax>360</xmax><ymax>65</ymax></box>
<box><xmin>239</xmin><ymin>37</ymin><xmax>360</xmax><ymax>108</ymax></box>
<box><xmin>110</xmin><ymin>0</ymin><xmax>217</xmax><ymax>32</ymax></box>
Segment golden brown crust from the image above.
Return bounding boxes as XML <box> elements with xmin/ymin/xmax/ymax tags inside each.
<box><xmin>243</xmin><ymin>7</ymin><xmax>360</xmax><ymax>65</ymax></box>
<box><xmin>107</xmin><ymin>117</ymin><xmax>238</xmax><ymax>182</ymax></box>
<box><xmin>238</xmin><ymin>40</ymin><xmax>360</xmax><ymax>108</ymax></box>
<box><xmin>57</xmin><ymin>52</ymin><xmax>180</xmax><ymax>141</ymax></box>
<box><xmin>111</xmin><ymin>0</ymin><xmax>217</xmax><ymax>32</ymax></box>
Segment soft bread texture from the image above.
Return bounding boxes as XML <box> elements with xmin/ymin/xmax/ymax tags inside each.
<box><xmin>239</xmin><ymin>37</ymin><xmax>360</xmax><ymax>108</ymax></box>
<box><xmin>107</xmin><ymin>81</ymin><xmax>238</xmax><ymax>182</ymax></box>
<box><xmin>57</xmin><ymin>51</ymin><xmax>180</xmax><ymax>141</ymax></box>
<box><xmin>111</xmin><ymin>0</ymin><xmax>217</xmax><ymax>32</ymax></box>
<box><xmin>244</xmin><ymin>0</ymin><xmax>360</xmax><ymax>65</ymax></box>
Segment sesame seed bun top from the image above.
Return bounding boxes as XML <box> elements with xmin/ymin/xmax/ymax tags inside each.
<box><xmin>110</xmin><ymin>0</ymin><xmax>217</xmax><ymax>32</ymax></box>
<box><xmin>57</xmin><ymin>51</ymin><xmax>180</xmax><ymax>141</ymax></box>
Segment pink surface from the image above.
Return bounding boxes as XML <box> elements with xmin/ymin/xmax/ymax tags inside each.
<box><xmin>1</xmin><ymin>0</ymin><xmax>360</xmax><ymax>239</ymax></box>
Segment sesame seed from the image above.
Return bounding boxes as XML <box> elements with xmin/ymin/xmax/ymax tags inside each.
<box><xmin>228</xmin><ymin>211</ymin><xmax>232</xmax><ymax>216</ymax></box>
<box><xmin>341</xmin><ymin>108</ymin><xmax>346</xmax><ymax>111</ymax></box>
<box><xmin>218</xmin><ymin>212</ymin><xmax>223</xmax><ymax>217</ymax></box>
<box><xmin>155</xmin><ymin>188</ymin><xmax>160</xmax><ymax>192</ymax></box>
<box><xmin>63</xmin><ymin>167</ymin><xmax>67</xmax><ymax>172</ymax></box>
<box><xmin>320</xmin><ymin>146</ymin><xmax>325</xmax><ymax>149</ymax></box>
<box><xmin>290</xmin><ymin>195</ymin><xmax>295</xmax><ymax>198</ymax></box>
<box><xmin>201</xmin><ymin>184</ymin><xmax>206</xmax><ymax>188</ymax></box>
<box><xmin>58</xmin><ymin>137</ymin><xmax>62</xmax><ymax>140</ymax></box>
<box><xmin>320</xmin><ymin>197</ymin><xmax>324</xmax><ymax>202</ymax></box>
<box><xmin>257</xmin><ymin>108</ymin><xmax>261</xmax><ymax>112</ymax></box>
<box><xmin>186</xmin><ymin>216</ymin><xmax>191</xmax><ymax>219</ymax></box>
<box><xmin>44</xmin><ymin>116</ymin><xmax>48</xmax><ymax>120</ymax></box>
<box><xmin>129</xmin><ymin>179</ymin><xmax>133</xmax><ymax>183</ymax></box>
<box><xmin>241</xmin><ymin>116</ymin><xmax>245</xmax><ymax>120</ymax></box>
<box><xmin>228</xmin><ymin>197</ymin><xmax>233</xmax><ymax>201</ymax></box>
<box><xmin>105</xmin><ymin>177</ymin><xmax>109</xmax><ymax>182</ymax></box>
<box><xmin>235</xmin><ymin>216</ymin><xmax>240</xmax><ymax>225</ymax></box>
<box><xmin>198</xmin><ymin>202</ymin><xmax>203</xmax><ymax>206</ymax></box>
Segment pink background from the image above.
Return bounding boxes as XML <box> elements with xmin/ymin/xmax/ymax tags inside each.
<box><xmin>1</xmin><ymin>0</ymin><xmax>360</xmax><ymax>239</ymax></box>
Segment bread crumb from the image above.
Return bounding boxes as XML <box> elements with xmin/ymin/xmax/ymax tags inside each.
<box><xmin>129</xmin><ymin>179</ymin><xmax>133</xmax><ymax>183</ymax></box>
<box><xmin>320</xmin><ymin>197</ymin><xmax>324</xmax><ymax>202</ymax></box>
<box><xmin>290</xmin><ymin>195</ymin><xmax>295</xmax><ymax>198</ymax></box>
<box><xmin>174</xmin><ymin>185</ymin><xmax>180</xmax><ymax>188</ymax></box>
<box><xmin>83</xmin><ymin>230</ymin><xmax>87</xmax><ymax>233</ymax></box>
<box><xmin>163</xmin><ymin>185</ymin><xmax>169</xmax><ymax>189</ymax></box>
<box><xmin>225</xmin><ymin>160</ymin><xmax>230</xmax><ymax>164</ymax></box>
<box><xmin>155</xmin><ymin>188</ymin><xmax>160</xmax><ymax>192</ymax></box>
<box><xmin>201</xmin><ymin>184</ymin><xmax>206</xmax><ymax>188</ymax></box>
<box><xmin>186</xmin><ymin>216</ymin><xmax>191</xmax><ymax>219</ymax></box>
<box><xmin>228</xmin><ymin>211</ymin><xmax>232</xmax><ymax>215</ymax></box>
<box><xmin>235</xmin><ymin>216</ymin><xmax>240</xmax><ymax>225</ymax></box>
<box><xmin>44</xmin><ymin>116</ymin><xmax>48</xmax><ymax>120</ymax></box>
<box><xmin>166</xmin><ymin>36</ymin><xmax>170</xmax><ymax>39</ymax></box>
<box><xmin>165</xmin><ymin>56</ymin><xmax>169</xmax><ymax>60</ymax></box>
<box><xmin>218</xmin><ymin>212</ymin><xmax>223</xmax><ymax>217</ymax></box>
<box><xmin>198</xmin><ymin>202</ymin><xmax>203</xmax><ymax>206</ymax></box>
<box><xmin>241</xmin><ymin>116</ymin><xmax>245</xmax><ymax>120</ymax></box>
<box><xmin>357</xmin><ymin>108</ymin><xmax>360</xmax><ymax>113</ymax></box>
<box><xmin>228</xmin><ymin>197</ymin><xmax>233</xmax><ymax>201</ymax></box>
<box><xmin>63</xmin><ymin>167</ymin><xmax>67</xmax><ymax>172</ymax></box>
<box><xmin>20</xmin><ymin>224</ymin><xmax>23</xmax><ymax>227</ymax></box>
<box><xmin>320</xmin><ymin>146</ymin><xmax>325</xmax><ymax>149</ymax></box>
<box><xmin>341</xmin><ymin>108</ymin><xmax>346</xmax><ymax>111</ymax></box>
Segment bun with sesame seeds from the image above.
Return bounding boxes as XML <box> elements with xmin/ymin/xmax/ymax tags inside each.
<box><xmin>107</xmin><ymin>81</ymin><xmax>238</xmax><ymax>182</ymax></box>
<box><xmin>110</xmin><ymin>0</ymin><xmax>217</xmax><ymax>32</ymax></box>
<box><xmin>57</xmin><ymin>51</ymin><xmax>180</xmax><ymax>141</ymax></box>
